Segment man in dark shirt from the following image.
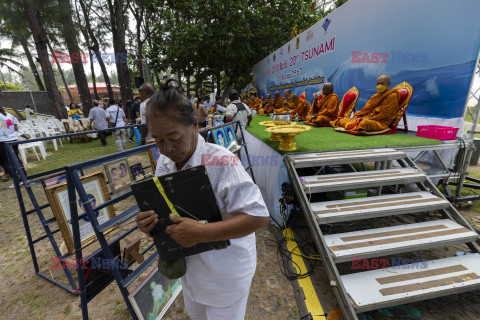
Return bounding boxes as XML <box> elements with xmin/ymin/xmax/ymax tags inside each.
<box><xmin>129</xmin><ymin>97</ymin><xmax>141</xmax><ymax>143</ymax></box>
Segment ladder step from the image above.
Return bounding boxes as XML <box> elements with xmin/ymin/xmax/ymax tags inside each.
<box><xmin>341</xmin><ymin>254</ymin><xmax>480</xmax><ymax>313</ymax></box>
<box><xmin>300</xmin><ymin>168</ymin><xmax>425</xmax><ymax>194</ymax></box>
<box><xmin>289</xmin><ymin>148</ymin><xmax>406</xmax><ymax>168</ymax></box>
<box><xmin>312</xmin><ymin>192</ymin><xmax>449</xmax><ymax>224</ymax></box>
<box><xmin>324</xmin><ymin>219</ymin><xmax>478</xmax><ymax>263</ymax></box>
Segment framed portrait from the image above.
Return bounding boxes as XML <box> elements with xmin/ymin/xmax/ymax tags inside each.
<box><xmin>45</xmin><ymin>171</ymin><xmax>116</xmax><ymax>255</ymax></box>
<box><xmin>130</xmin><ymin>163</ymin><xmax>145</xmax><ymax>181</ymax></box>
<box><xmin>147</xmin><ymin>142</ymin><xmax>161</xmax><ymax>173</ymax></box>
<box><xmin>213</xmin><ymin>128</ymin><xmax>228</xmax><ymax>148</ymax></box>
<box><xmin>129</xmin><ymin>267</ymin><xmax>182</xmax><ymax>320</ymax></box>
<box><xmin>224</xmin><ymin>125</ymin><xmax>236</xmax><ymax>146</ymax></box>
<box><xmin>104</xmin><ymin>158</ymin><xmax>132</xmax><ymax>192</ymax></box>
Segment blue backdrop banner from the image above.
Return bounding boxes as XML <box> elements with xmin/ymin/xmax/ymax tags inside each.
<box><xmin>253</xmin><ymin>0</ymin><xmax>480</xmax><ymax>130</ymax></box>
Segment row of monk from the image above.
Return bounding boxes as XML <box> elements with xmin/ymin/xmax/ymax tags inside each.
<box><xmin>246</xmin><ymin>75</ymin><xmax>412</xmax><ymax>133</ymax></box>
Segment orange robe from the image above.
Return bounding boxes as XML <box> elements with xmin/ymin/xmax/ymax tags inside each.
<box><xmin>332</xmin><ymin>89</ymin><xmax>400</xmax><ymax>131</ymax></box>
<box><xmin>273</xmin><ymin>97</ymin><xmax>288</xmax><ymax>114</ymax></box>
<box><xmin>290</xmin><ymin>98</ymin><xmax>311</xmax><ymax>120</ymax></box>
<box><xmin>261</xmin><ymin>98</ymin><xmax>274</xmax><ymax>114</ymax></box>
<box><xmin>253</xmin><ymin>97</ymin><xmax>262</xmax><ymax>111</ymax></box>
<box><xmin>305</xmin><ymin>94</ymin><xmax>339</xmax><ymax>125</ymax></box>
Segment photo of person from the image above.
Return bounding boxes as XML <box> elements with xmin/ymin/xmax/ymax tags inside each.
<box><xmin>224</xmin><ymin>125</ymin><xmax>236</xmax><ymax>146</ymax></box>
<box><xmin>213</xmin><ymin>128</ymin><xmax>227</xmax><ymax>148</ymax></box>
<box><xmin>104</xmin><ymin>158</ymin><xmax>132</xmax><ymax>192</ymax></box>
<box><xmin>43</xmin><ymin>174</ymin><xmax>67</xmax><ymax>188</ymax></box>
<box><xmin>129</xmin><ymin>267</ymin><xmax>182</xmax><ymax>320</ymax></box>
<box><xmin>45</xmin><ymin>172</ymin><xmax>116</xmax><ymax>254</ymax></box>
<box><xmin>147</xmin><ymin>141</ymin><xmax>161</xmax><ymax>172</ymax></box>
<box><xmin>130</xmin><ymin>163</ymin><xmax>145</xmax><ymax>181</ymax></box>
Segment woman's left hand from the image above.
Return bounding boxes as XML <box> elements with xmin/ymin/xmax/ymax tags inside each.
<box><xmin>166</xmin><ymin>214</ymin><xmax>206</xmax><ymax>247</ymax></box>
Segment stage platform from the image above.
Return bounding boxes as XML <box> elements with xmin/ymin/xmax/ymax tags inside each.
<box><xmin>246</xmin><ymin>116</ymin><xmax>441</xmax><ymax>154</ymax></box>
<box><xmin>242</xmin><ymin>116</ymin><xmax>460</xmax><ymax>224</ymax></box>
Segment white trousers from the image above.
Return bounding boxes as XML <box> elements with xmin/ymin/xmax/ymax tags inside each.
<box><xmin>183</xmin><ymin>289</ymin><xmax>250</xmax><ymax>320</ymax></box>
<box><xmin>112</xmin><ymin>128</ymin><xmax>126</xmax><ymax>151</ymax></box>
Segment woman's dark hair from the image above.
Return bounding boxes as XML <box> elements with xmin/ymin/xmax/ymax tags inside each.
<box><xmin>69</xmin><ymin>102</ymin><xmax>76</xmax><ymax>108</ymax></box>
<box><xmin>146</xmin><ymin>79</ymin><xmax>196</xmax><ymax>126</ymax></box>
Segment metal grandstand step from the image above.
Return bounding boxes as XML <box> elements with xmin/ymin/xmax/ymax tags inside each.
<box><xmin>312</xmin><ymin>192</ymin><xmax>450</xmax><ymax>224</ymax></box>
<box><xmin>341</xmin><ymin>254</ymin><xmax>480</xmax><ymax>313</ymax></box>
<box><xmin>300</xmin><ymin>168</ymin><xmax>426</xmax><ymax>193</ymax></box>
<box><xmin>284</xmin><ymin>149</ymin><xmax>480</xmax><ymax>320</ymax></box>
<box><xmin>290</xmin><ymin>148</ymin><xmax>406</xmax><ymax>168</ymax></box>
<box><xmin>324</xmin><ymin>219</ymin><xmax>479</xmax><ymax>263</ymax></box>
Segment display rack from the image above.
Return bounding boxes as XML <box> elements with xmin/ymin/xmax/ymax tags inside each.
<box><xmin>7</xmin><ymin>121</ymin><xmax>253</xmax><ymax>320</ymax></box>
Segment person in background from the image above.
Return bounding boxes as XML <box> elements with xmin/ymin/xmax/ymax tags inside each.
<box><xmin>139</xmin><ymin>83</ymin><xmax>155</xmax><ymax>145</ymax></box>
<box><xmin>194</xmin><ymin>97</ymin><xmax>208</xmax><ymax>128</ymax></box>
<box><xmin>129</xmin><ymin>96</ymin><xmax>141</xmax><ymax>143</ymax></box>
<box><xmin>214</xmin><ymin>96</ymin><xmax>227</xmax><ymax>114</ymax></box>
<box><xmin>0</xmin><ymin>106</ymin><xmax>28</xmax><ymax>187</ymax></box>
<box><xmin>68</xmin><ymin>103</ymin><xmax>83</xmax><ymax>119</ymax></box>
<box><xmin>189</xmin><ymin>94</ymin><xmax>195</xmax><ymax>105</ymax></box>
<box><xmin>89</xmin><ymin>100</ymin><xmax>108</xmax><ymax>146</ymax></box>
<box><xmin>106</xmin><ymin>98</ymin><xmax>128</xmax><ymax>151</ymax></box>
<box><xmin>136</xmin><ymin>80</ymin><xmax>269</xmax><ymax>319</ymax></box>
<box><xmin>204</xmin><ymin>96</ymin><xmax>213</xmax><ymax>110</ymax></box>
<box><xmin>225</xmin><ymin>89</ymin><xmax>252</xmax><ymax>129</ymax></box>
<box><xmin>24</xmin><ymin>105</ymin><xmax>34</xmax><ymax>119</ymax></box>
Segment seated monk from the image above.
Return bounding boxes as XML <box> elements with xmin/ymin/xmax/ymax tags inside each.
<box><xmin>284</xmin><ymin>89</ymin><xmax>294</xmax><ymax>111</ymax></box>
<box><xmin>252</xmin><ymin>94</ymin><xmax>262</xmax><ymax>112</ymax></box>
<box><xmin>273</xmin><ymin>91</ymin><xmax>288</xmax><ymax>114</ymax></box>
<box><xmin>331</xmin><ymin>75</ymin><xmax>399</xmax><ymax>132</ymax></box>
<box><xmin>260</xmin><ymin>93</ymin><xmax>274</xmax><ymax>115</ymax></box>
<box><xmin>305</xmin><ymin>83</ymin><xmax>339</xmax><ymax>125</ymax></box>
<box><xmin>289</xmin><ymin>94</ymin><xmax>311</xmax><ymax>120</ymax></box>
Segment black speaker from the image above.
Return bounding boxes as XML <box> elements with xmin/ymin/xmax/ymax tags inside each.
<box><xmin>134</xmin><ymin>77</ymin><xmax>145</xmax><ymax>89</ymax></box>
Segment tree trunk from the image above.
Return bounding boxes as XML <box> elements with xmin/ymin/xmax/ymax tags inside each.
<box><xmin>47</xmin><ymin>40</ymin><xmax>73</xmax><ymax>104</ymax></box>
<box><xmin>108</xmin><ymin>0</ymin><xmax>133</xmax><ymax>109</ymax></box>
<box><xmin>186</xmin><ymin>75</ymin><xmax>190</xmax><ymax>95</ymax></box>
<box><xmin>20</xmin><ymin>40</ymin><xmax>45</xmax><ymax>91</ymax></box>
<box><xmin>216</xmin><ymin>72</ymin><xmax>221</xmax><ymax>95</ymax></box>
<box><xmin>0</xmin><ymin>91</ymin><xmax>26</xmax><ymax>121</ymax></box>
<box><xmin>57</xmin><ymin>0</ymin><xmax>92</xmax><ymax>116</ymax></box>
<box><xmin>134</xmin><ymin>7</ymin><xmax>144</xmax><ymax>80</ymax></box>
<box><xmin>23</xmin><ymin>0</ymin><xmax>67</xmax><ymax>119</ymax></box>
<box><xmin>79</xmin><ymin>0</ymin><xmax>114</xmax><ymax>100</ymax></box>
<box><xmin>177</xmin><ymin>71</ymin><xmax>182</xmax><ymax>86</ymax></box>
<box><xmin>90</xmin><ymin>54</ymin><xmax>99</xmax><ymax>100</ymax></box>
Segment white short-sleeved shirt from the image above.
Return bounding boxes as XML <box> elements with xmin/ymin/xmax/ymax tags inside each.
<box><xmin>154</xmin><ymin>134</ymin><xmax>269</xmax><ymax>307</ymax></box>
<box><xmin>105</xmin><ymin>105</ymin><xmax>126</xmax><ymax>127</ymax></box>
<box><xmin>0</xmin><ymin>113</ymin><xmax>19</xmax><ymax>142</ymax></box>
<box><xmin>225</xmin><ymin>100</ymin><xmax>252</xmax><ymax>129</ymax></box>
<box><xmin>139</xmin><ymin>98</ymin><xmax>151</xmax><ymax>125</ymax></box>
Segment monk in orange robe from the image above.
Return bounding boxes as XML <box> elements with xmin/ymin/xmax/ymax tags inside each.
<box><xmin>289</xmin><ymin>94</ymin><xmax>311</xmax><ymax>120</ymax></box>
<box><xmin>260</xmin><ymin>93</ymin><xmax>273</xmax><ymax>115</ymax></box>
<box><xmin>284</xmin><ymin>89</ymin><xmax>294</xmax><ymax>110</ymax></box>
<box><xmin>252</xmin><ymin>95</ymin><xmax>262</xmax><ymax>112</ymax></box>
<box><xmin>305</xmin><ymin>83</ymin><xmax>339</xmax><ymax>125</ymax></box>
<box><xmin>273</xmin><ymin>92</ymin><xmax>288</xmax><ymax>114</ymax></box>
<box><xmin>332</xmin><ymin>75</ymin><xmax>400</xmax><ymax>132</ymax></box>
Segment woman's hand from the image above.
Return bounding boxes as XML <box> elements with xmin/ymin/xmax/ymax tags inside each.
<box><xmin>135</xmin><ymin>210</ymin><xmax>158</xmax><ymax>241</ymax></box>
<box><xmin>166</xmin><ymin>214</ymin><xmax>206</xmax><ymax>248</ymax></box>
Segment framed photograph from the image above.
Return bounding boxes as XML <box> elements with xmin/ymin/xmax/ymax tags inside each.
<box><xmin>130</xmin><ymin>163</ymin><xmax>145</xmax><ymax>181</ymax></box>
<box><xmin>129</xmin><ymin>267</ymin><xmax>182</xmax><ymax>320</ymax></box>
<box><xmin>213</xmin><ymin>128</ymin><xmax>228</xmax><ymax>148</ymax></box>
<box><xmin>147</xmin><ymin>142</ymin><xmax>161</xmax><ymax>173</ymax></box>
<box><xmin>224</xmin><ymin>125</ymin><xmax>236</xmax><ymax>146</ymax></box>
<box><xmin>45</xmin><ymin>171</ymin><xmax>116</xmax><ymax>255</ymax></box>
<box><xmin>104</xmin><ymin>158</ymin><xmax>132</xmax><ymax>192</ymax></box>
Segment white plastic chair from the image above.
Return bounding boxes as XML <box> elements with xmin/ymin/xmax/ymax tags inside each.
<box><xmin>18</xmin><ymin>140</ymin><xmax>47</xmax><ymax>164</ymax></box>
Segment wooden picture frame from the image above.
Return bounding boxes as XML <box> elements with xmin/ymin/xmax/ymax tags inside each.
<box><xmin>41</xmin><ymin>169</ymin><xmax>84</xmax><ymax>189</ymax></box>
<box><xmin>45</xmin><ymin>171</ymin><xmax>116</xmax><ymax>255</ymax></box>
<box><xmin>128</xmin><ymin>267</ymin><xmax>182</xmax><ymax>320</ymax></box>
<box><xmin>130</xmin><ymin>163</ymin><xmax>145</xmax><ymax>182</ymax></box>
<box><xmin>104</xmin><ymin>158</ymin><xmax>132</xmax><ymax>192</ymax></box>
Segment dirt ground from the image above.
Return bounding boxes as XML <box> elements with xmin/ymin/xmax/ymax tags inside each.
<box><xmin>2</xmin><ymin>155</ymin><xmax>480</xmax><ymax>320</ymax></box>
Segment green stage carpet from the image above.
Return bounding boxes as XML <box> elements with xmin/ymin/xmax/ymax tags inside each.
<box><xmin>246</xmin><ymin>116</ymin><xmax>442</xmax><ymax>153</ymax></box>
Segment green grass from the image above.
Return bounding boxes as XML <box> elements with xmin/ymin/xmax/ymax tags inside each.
<box><xmin>26</xmin><ymin>134</ymin><xmax>138</xmax><ymax>175</ymax></box>
<box><xmin>247</xmin><ymin>116</ymin><xmax>441</xmax><ymax>154</ymax></box>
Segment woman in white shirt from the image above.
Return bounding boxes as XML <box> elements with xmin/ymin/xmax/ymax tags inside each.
<box><xmin>135</xmin><ymin>80</ymin><xmax>270</xmax><ymax>320</ymax></box>
<box><xmin>0</xmin><ymin>107</ymin><xmax>27</xmax><ymax>182</ymax></box>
